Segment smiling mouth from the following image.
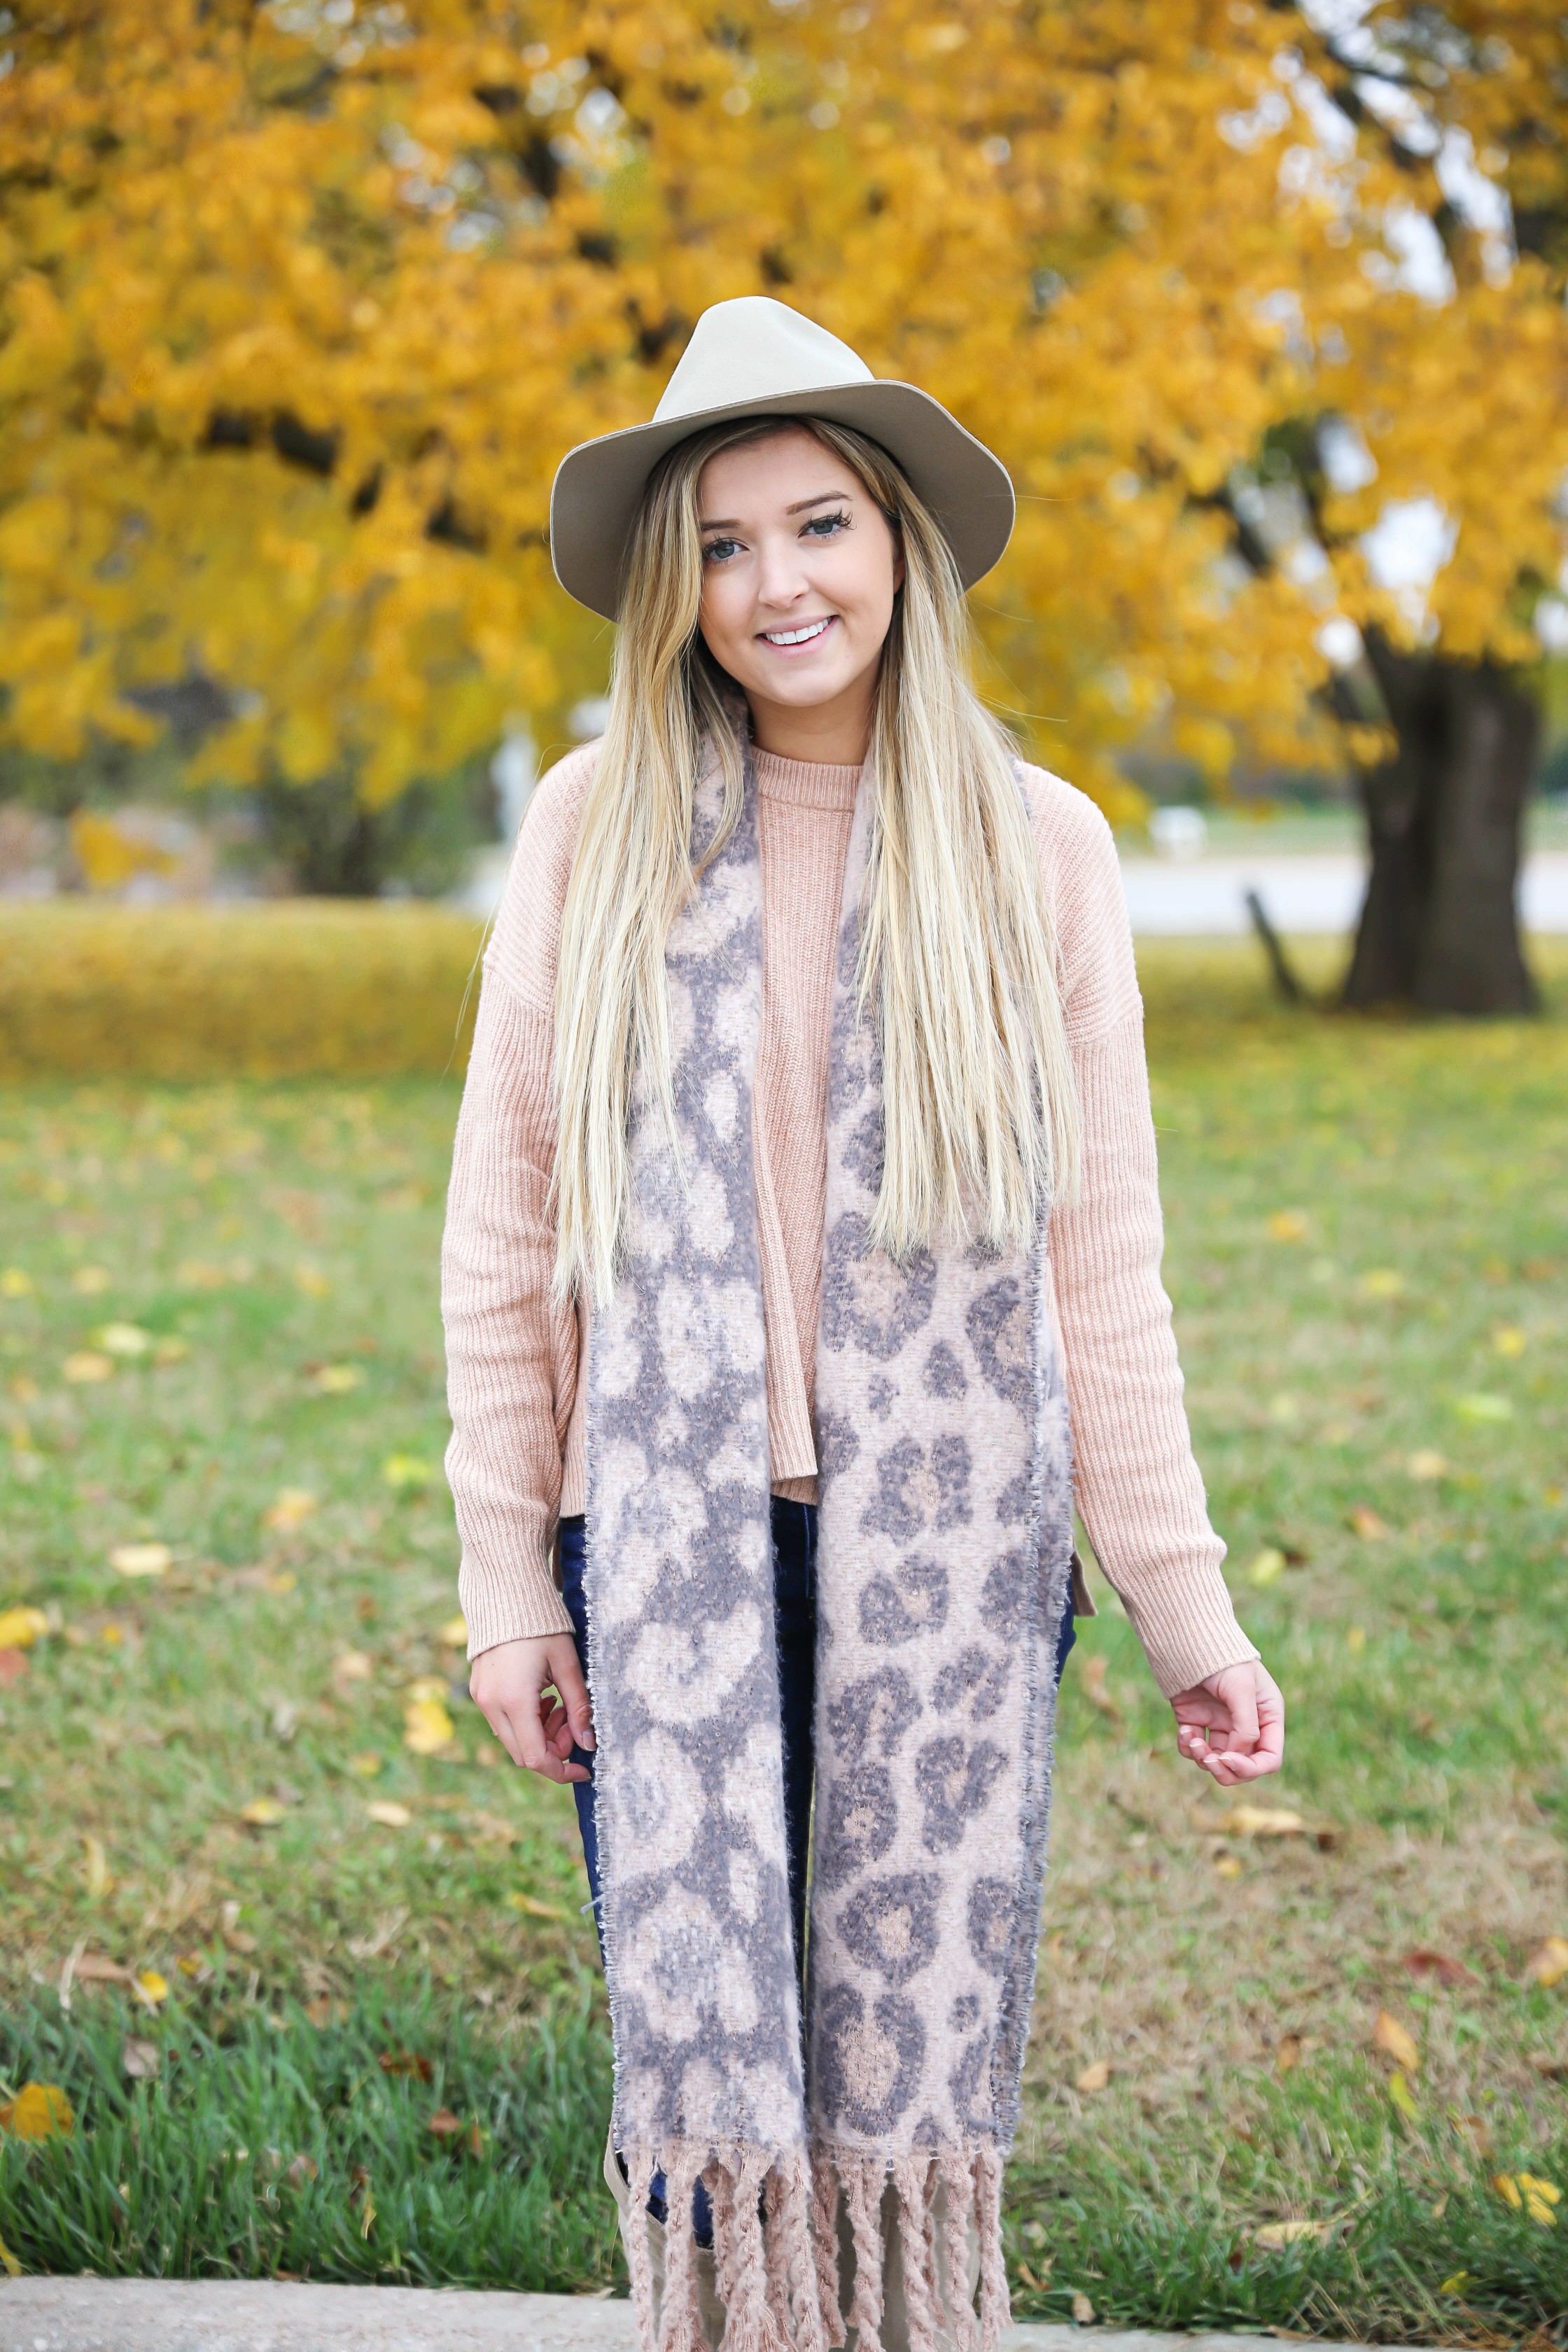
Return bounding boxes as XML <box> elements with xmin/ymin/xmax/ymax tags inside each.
<box><xmin>760</xmin><ymin>617</ymin><xmax>835</xmax><ymax>647</ymax></box>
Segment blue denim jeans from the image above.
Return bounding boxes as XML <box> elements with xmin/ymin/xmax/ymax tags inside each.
<box><xmin>556</xmin><ymin>1499</ymin><xmax>1077</xmax><ymax>2241</ymax></box>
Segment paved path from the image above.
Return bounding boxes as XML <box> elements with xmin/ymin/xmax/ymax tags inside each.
<box><xmin>0</xmin><ymin>2278</ymin><xmax>1371</xmax><ymax>2352</ymax></box>
<box><xmin>460</xmin><ymin>841</ymin><xmax>1568</xmax><ymax>938</ymax></box>
<box><xmin>1119</xmin><ymin>848</ymin><xmax>1568</xmax><ymax>936</ymax></box>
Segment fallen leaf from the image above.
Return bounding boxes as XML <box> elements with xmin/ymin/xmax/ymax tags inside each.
<box><xmin>1493</xmin><ymin>1325</ymin><xmax>1527</xmax><ymax>1358</ymax></box>
<box><xmin>1212</xmin><ymin>1853</ymin><xmax>1243</xmax><ymax>1878</ymax></box>
<box><xmin>332</xmin><ymin>1649</ymin><xmax>373</xmax><ymax>1693</ymax></box>
<box><xmin>64</xmin><ymin>1351</ymin><xmax>115</xmax><ymax>1383</ymax></box>
<box><xmin>0</xmin><ymin>2230</ymin><xmax>19</xmax><ymax>2276</ymax></box>
<box><xmin>1081</xmin><ymin>1656</ymin><xmax>1121</xmax><ymax>1725</ymax></box>
<box><xmin>122</xmin><ymin>2038</ymin><xmax>160</xmax><ymax>2080</ymax></box>
<box><xmin>176</xmin><ymin>1261</ymin><xmax>227</xmax><ymax>1288</ymax></box>
<box><xmin>240</xmin><ymin>1798</ymin><xmax>286</xmax><ymax>1828</ymax></box>
<box><xmin>1530</xmin><ymin>2052</ymin><xmax>1568</xmax><ymax>2079</ymax></box>
<box><xmin>1268</xmin><ymin>1210</ymin><xmax>1308</xmax><ymax>1241</ymax></box>
<box><xmin>1348</xmin><ymin>1505</ymin><xmax>1390</xmax><ymax>1540</ymax></box>
<box><xmin>73</xmin><ymin>1952</ymin><xmax>131</xmax><ymax>1983</ymax></box>
<box><xmin>1451</xmin><ymin>2113</ymin><xmax>1493</xmax><ymax>2157</ymax></box>
<box><xmin>293</xmin><ymin>1264</ymin><xmax>332</xmax><ymax>1297</ymax></box>
<box><xmin>1493</xmin><ymin>2172</ymin><xmax>1560</xmax><ymax>2227</ymax></box>
<box><xmin>285</xmin><ymin>2152</ymin><xmax>319</xmax><ymax>2185</ymax></box>
<box><xmin>1346</xmin><ymin>1625</ymin><xmax>1366</xmax><ymax>1654</ymax></box>
<box><xmin>1455</xmin><ymin>1392</ymin><xmax>1513</xmax><ymax>1423</ymax></box>
<box><xmin>348</xmin><ymin>1752</ymin><xmax>382</xmax><ymax>1777</ymax></box>
<box><xmin>0</xmin><ymin>2082</ymin><xmax>74</xmax><ymax>2140</ymax></box>
<box><xmin>271</xmin><ymin>1701</ymin><xmax>299</xmax><ymax>1743</ymax></box>
<box><xmin>134</xmin><ymin>1970</ymin><xmax>169</xmax><ymax>2007</ymax></box>
<box><xmin>466</xmin><ymin>2120</ymin><xmax>483</xmax><ymax>2158</ymax></box>
<box><xmin>1373</xmin><ymin>2010</ymin><xmax>1420</xmax><ymax>2073</ymax></box>
<box><xmin>1247</xmin><ymin>1547</ymin><xmax>1287</xmax><ymax>1587</ymax></box>
<box><xmin>0</xmin><ymin>1606</ymin><xmax>49</xmax><ymax>1648</ymax></box>
<box><xmin>1359</xmin><ymin>1268</ymin><xmax>1405</xmax><ymax>1298</ymax></box>
<box><xmin>403</xmin><ymin>1695</ymin><xmax>455</xmax><ymax>1755</ymax></box>
<box><xmin>312</xmin><ymin>1364</ymin><xmax>362</xmax><ymax>1394</ymax></box>
<box><xmin>367</xmin><ymin>1800</ymin><xmax>412</xmax><ymax>1828</ymax></box>
<box><xmin>383</xmin><ymin>1454</ymin><xmax>434</xmax><ymax>1491</ymax></box>
<box><xmin>1407</xmin><ymin>1450</ymin><xmax>1448</xmax><ymax>1480</ymax></box>
<box><xmin>360</xmin><ymin>2185</ymin><xmax>376</xmax><ymax>2239</ymax></box>
<box><xmin>426</xmin><ymin>2106</ymin><xmax>463</xmax><ymax>2136</ymax></box>
<box><xmin>1387</xmin><ymin>2069</ymin><xmax>1420</xmax><ymax>2121</ymax></box>
<box><xmin>346</xmin><ymin>1907</ymin><xmax>407</xmax><ymax>1958</ymax></box>
<box><xmin>94</xmin><ymin>1323</ymin><xmax>151</xmax><ymax>1358</ymax></box>
<box><xmin>262</xmin><ymin>1488</ymin><xmax>318</xmax><ymax>1531</ymax></box>
<box><xmin>82</xmin><ymin>1835</ymin><xmax>113</xmax><ymax>1898</ymax></box>
<box><xmin>1070</xmin><ymin>2290</ymin><xmax>1096</xmax><ymax>2325</ymax></box>
<box><xmin>0</xmin><ymin>1648</ymin><xmax>27</xmax><ymax>1687</ymax></box>
<box><xmin>439</xmin><ymin>1615</ymin><xmax>468</xmax><ymax>1648</ymax></box>
<box><xmin>1274</xmin><ymin>2033</ymin><xmax>1303</xmax><ymax>2076</ymax></box>
<box><xmin>1404</xmin><ymin>1949</ymin><xmax>1479</xmax><ymax>1987</ymax></box>
<box><xmin>1075</xmin><ymin>2059</ymin><xmax>1112</xmax><ymax>2093</ymax></box>
<box><xmin>379</xmin><ymin>2050</ymin><xmax>433</xmax><ymax>2080</ymax></box>
<box><xmin>71</xmin><ymin>1266</ymin><xmax>111</xmax><ymax>1295</ymax></box>
<box><xmin>153</xmin><ymin>1336</ymin><xmax>190</xmax><ymax>1364</ymax></box>
<box><xmin>1525</xmin><ymin>1937</ymin><xmax>1568</xmax><ymax>1989</ymax></box>
<box><xmin>1</xmin><ymin>1268</ymin><xmax>34</xmax><ymax>1296</ymax></box>
<box><xmin>303</xmin><ymin>1998</ymin><xmax>345</xmax><ymax>2029</ymax></box>
<box><xmin>1252</xmin><ymin>2219</ymin><xmax>1329</xmax><ymax>2250</ymax></box>
<box><xmin>506</xmin><ymin>1892</ymin><xmax>568</xmax><ymax>1920</ymax></box>
<box><xmin>1218</xmin><ymin>1805</ymin><xmax>1308</xmax><ymax>1837</ymax></box>
<box><xmin>1439</xmin><ymin>2271</ymin><xmax>1471</xmax><ymax>2295</ymax></box>
<box><xmin>109</xmin><ymin>1541</ymin><xmax>172</xmax><ymax>1578</ymax></box>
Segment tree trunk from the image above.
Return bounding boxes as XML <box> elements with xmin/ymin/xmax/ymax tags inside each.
<box><xmin>1341</xmin><ymin>640</ymin><xmax>1540</xmax><ymax>1016</ymax></box>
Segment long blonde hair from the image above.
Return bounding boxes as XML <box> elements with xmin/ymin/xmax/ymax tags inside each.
<box><xmin>552</xmin><ymin>416</ymin><xmax>1080</xmax><ymax>1308</ymax></box>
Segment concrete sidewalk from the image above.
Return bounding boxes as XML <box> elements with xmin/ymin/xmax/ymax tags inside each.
<box><xmin>0</xmin><ymin>2279</ymin><xmax>1368</xmax><ymax>2352</ymax></box>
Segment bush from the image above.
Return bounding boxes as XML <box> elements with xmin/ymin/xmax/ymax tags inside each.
<box><xmin>0</xmin><ymin>904</ymin><xmax>486</xmax><ymax>1079</ymax></box>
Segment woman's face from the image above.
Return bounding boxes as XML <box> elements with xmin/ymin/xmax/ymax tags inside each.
<box><xmin>694</xmin><ymin>427</ymin><xmax>902</xmax><ymax>755</ymax></box>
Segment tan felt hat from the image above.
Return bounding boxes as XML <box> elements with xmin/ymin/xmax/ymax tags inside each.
<box><xmin>550</xmin><ymin>297</ymin><xmax>1016</xmax><ymax>620</ymax></box>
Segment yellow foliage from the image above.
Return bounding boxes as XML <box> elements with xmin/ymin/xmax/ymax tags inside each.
<box><xmin>0</xmin><ymin>904</ymin><xmax>482</xmax><ymax>1080</ymax></box>
<box><xmin>0</xmin><ymin>2082</ymin><xmax>74</xmax><ymax>2141</ymax></box>
<box><xmin>0</xmin><ymin>3</ymin><xmax>1561</xmax><ymax>813</ymax></box>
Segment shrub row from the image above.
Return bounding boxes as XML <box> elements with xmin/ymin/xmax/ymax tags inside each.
<box><xmin>0</xmin><ymin>904</ymin><xmax>486</xmax><ymax>1079</ymax></box>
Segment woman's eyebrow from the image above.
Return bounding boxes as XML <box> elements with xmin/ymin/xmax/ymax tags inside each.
<box><xmin>699</xmin><ymin>491</ymin><xmax>853</xmax><ymax>529</ymax></box>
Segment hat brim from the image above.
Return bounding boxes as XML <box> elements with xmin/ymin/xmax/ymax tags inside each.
<box><xmin>550</xmin><ymin>379</ymin><xmax>1015</xmax><ymax>621</ymax></box>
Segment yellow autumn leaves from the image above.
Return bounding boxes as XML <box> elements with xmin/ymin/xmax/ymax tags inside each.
<box><xmin>2</xmin><ymin>0</ymin><xmax>1563</xmax><ymax>818</ymax></box>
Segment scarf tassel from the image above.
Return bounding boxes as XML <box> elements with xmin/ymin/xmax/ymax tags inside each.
<box><xmin>808</xmin><ymin>2144</ymin><xmax>1011</xmax><ymax>2352</ymax></box>
<box><xmin>623</xmin><ymin>2140</ymin><xmax>1009</xmax><ymax>2352</ymax></box>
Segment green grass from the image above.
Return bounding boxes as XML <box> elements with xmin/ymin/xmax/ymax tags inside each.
<box><xmin>4</xmin><ymin>937</ymin><xmax>1568</xmax><ymax>2339</ymax></box>
<box><xmin>0</xmin><ymin>1982</ymin><xmax>615</xmax><ymax>2288</ymax></box>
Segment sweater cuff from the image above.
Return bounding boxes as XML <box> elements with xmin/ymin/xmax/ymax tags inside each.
<box><xmin>460</xmin><ymin>1550</ymin><xmax>575</xmax><ymax>1659</ymax></box>
<box><xmin>1119</xmin><ymin>1567</ymin><xmax>1261</xmax><ymax>1700</ymax></box>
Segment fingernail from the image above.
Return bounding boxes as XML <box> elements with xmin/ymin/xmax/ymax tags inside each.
<box><xmin>581</xmin><ymin>1730</ymin><xmax>596</xmax><ymax>1749</ymax></box>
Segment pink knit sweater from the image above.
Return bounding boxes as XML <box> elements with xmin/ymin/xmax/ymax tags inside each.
<box><xmin>441</xmin><ymin>740</ymin><xmax>1257</xmax><ymax>1700</ymax></box>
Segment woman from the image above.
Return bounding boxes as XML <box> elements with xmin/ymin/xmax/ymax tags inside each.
<box><xmin>442</xmin><ymin>298</ymin><xmax>1283</xmax><ymax>2352</ymax></box>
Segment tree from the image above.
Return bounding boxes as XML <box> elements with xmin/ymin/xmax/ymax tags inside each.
<box><xmin>1</xmin><ymin>2</ymin><xmax>1564</xmax><ymax>991</ymax></box>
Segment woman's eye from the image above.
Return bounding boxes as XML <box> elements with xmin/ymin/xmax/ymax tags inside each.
<box><xmin>804</xmin><ymin>511</ymin><xmax>850</xmax><ymax>538</ymax></box>
<box><xmin>702</xmin><ymin>537</ymin><xmax>741</xmax><ymax>564</ymax></box>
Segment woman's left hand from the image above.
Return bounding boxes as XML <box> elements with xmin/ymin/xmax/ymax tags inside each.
<box><xmin>1170</xmin><ymin>1660</ymin><xmax>1284</xmax><ymax>1785</ymax></box>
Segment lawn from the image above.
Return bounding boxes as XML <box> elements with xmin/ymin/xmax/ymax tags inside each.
<box><xmin>3</xmin><ymin>937</ymin><xmax>1567</xmax><ymax>2342</ymax></box>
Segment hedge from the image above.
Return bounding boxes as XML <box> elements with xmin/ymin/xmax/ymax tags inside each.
<box><xmin>0</xmin><ymin>902</ymin><xmax>487</xmax><ymax>1079</ymax></box>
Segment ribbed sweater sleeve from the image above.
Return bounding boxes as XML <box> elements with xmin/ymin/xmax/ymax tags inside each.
<box><xmin>1026</xmin><ymin>767</ymin><xmax>1258</xmax><ymax>1696</ymax></box>
<box><xmin>441</xmin><ymin>746</ymin><xmax>598</xmax><ymax>1656</ymax></box>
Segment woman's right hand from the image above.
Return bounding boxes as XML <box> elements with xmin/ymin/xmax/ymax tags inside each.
<box><xmin>470</xmin><ymin>1634</ymin><xmax>595</xmax><ymax>1783</ymax></box>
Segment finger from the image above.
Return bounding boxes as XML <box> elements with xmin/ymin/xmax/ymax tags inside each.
<box><xmin>482</xmin><ymin>1704</ymin><xmax>525</xmax><ymax>1770</ymax></box>
<box><xmin>1217</xmin><ymin>1669</ymin><xmax>1260</xmax><ymax>1756</ymax></box>
<box><xmin>550</xmin><ymin>1645</ymin><xmax>595</xmax><ymax>1751</ymax></box>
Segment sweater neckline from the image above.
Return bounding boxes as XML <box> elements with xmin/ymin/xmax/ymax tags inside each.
<box><xmin>752</xmin><ymin>745</ymin><xmax>863</xmax><ymax>813</ymax></box>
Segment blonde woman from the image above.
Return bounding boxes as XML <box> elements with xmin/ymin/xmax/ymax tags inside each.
<box><xmin>442</xmin><ymin>300</ymin><xmax>1282</xmax><ymax>2352</ymax></box>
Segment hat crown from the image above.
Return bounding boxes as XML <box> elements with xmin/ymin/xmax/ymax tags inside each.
<box><xmin>652</xmin><ymin>298</ymin><xmax>873</xmax><ymax>424</ymax></box>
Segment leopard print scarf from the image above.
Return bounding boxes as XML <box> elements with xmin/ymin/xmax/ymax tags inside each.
<box><xmin>583</xmin><ymin>728</ymin><xmax>1073</xmax><ymax>2352</ymax></box>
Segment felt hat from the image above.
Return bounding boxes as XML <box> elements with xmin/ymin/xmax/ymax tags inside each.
<box><xmin>550</xmin><ymin>297</ymin><xmax>1015</xmax><ymax>620</ymax></box>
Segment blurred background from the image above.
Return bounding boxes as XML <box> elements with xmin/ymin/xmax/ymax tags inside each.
<box><xmin>3</xmin><ymin>2</ymin><xmax>1568</xmax><ymax>2339</ymax></box>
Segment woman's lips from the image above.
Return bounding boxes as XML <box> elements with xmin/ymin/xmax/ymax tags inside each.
<box><xmin>757</xmin><ymin>615</ymin><xmax>837</xmax><ymax>655</ymax></box>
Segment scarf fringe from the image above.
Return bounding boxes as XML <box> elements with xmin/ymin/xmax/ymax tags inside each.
<box><xmin>621</xmin><ymin>2138</ymin><xmax>1009</xmax><ymax>2352</ymax></box>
